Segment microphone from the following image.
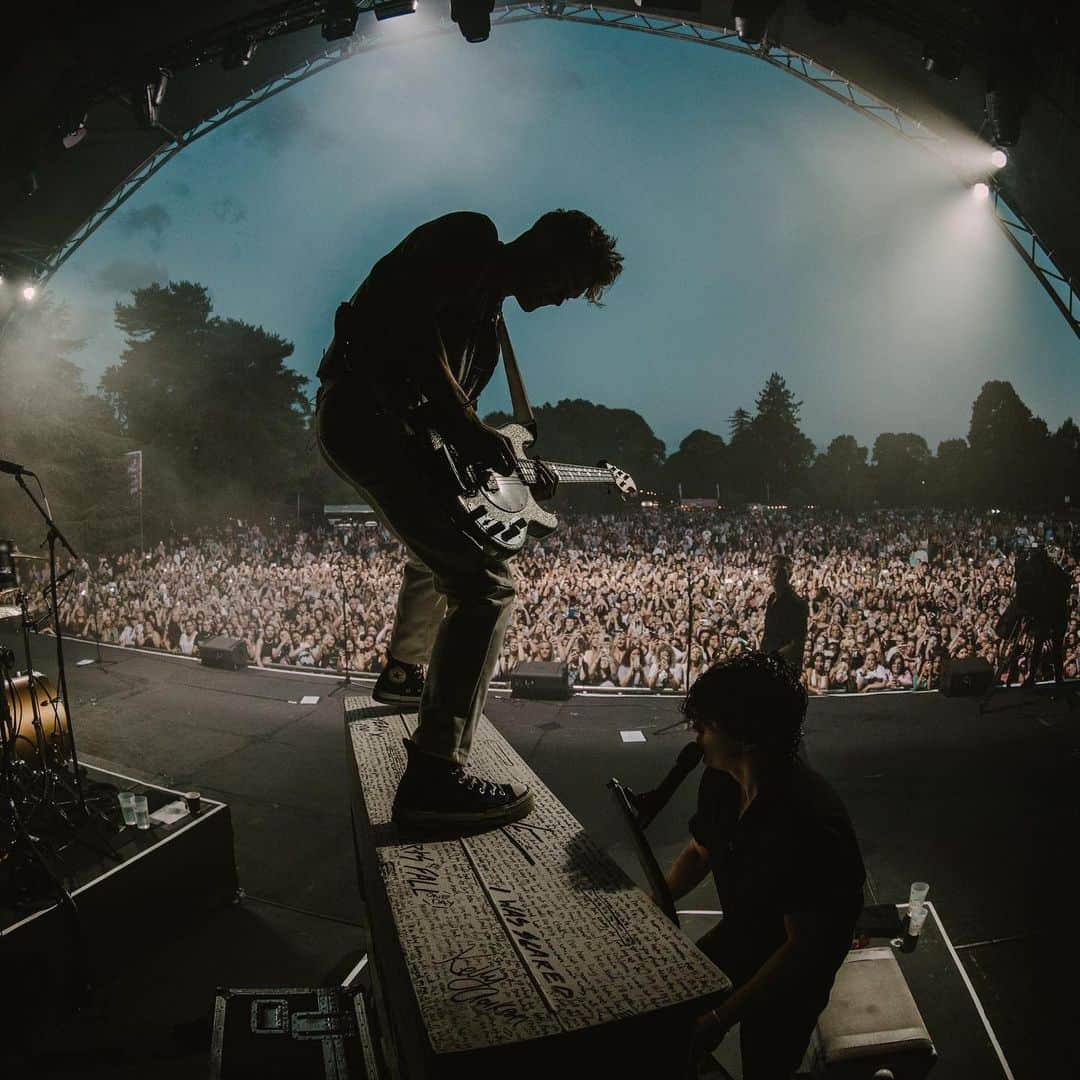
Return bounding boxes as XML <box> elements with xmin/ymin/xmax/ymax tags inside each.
<box><xmin>629</xmin><ymin>740</ymin><xmax>704</xmax><ymax>830</ymax></box>
<box><xmin>0</xmin><ymin>458</ymin><xmax>34</xmax><ymax>476</ymax></box>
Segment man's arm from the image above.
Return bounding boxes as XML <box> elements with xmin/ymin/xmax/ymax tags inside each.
<box><xmin>665</xmin><ymin>837</ymin><xmax>711</xmax><ymax>901</ymax></box>
<box><xmin>699</xmin><ymin>911</ymin><xmax>824</xmax><ymax>1038</ymax></box>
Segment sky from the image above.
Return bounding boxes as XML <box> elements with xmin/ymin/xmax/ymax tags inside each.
<box><xmin>43</xmin><ymin>13</ymin><xmax>1080</xmax><ymax>457</ymax></box>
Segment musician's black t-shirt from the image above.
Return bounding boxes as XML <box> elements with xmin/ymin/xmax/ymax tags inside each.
<box><xmin>761</xmin><ymin>586</ymin><xmax>809</xmax><ymax>661</ymax></box>
<box><xmin>689</xmin><ymin>758</ymin><xmax>865</xmax><ymax>997</ymax></box>
<box><xmin>318</xmin><ymin>212</ymin><xmax>504</xmax><ymax>415</ymax></box>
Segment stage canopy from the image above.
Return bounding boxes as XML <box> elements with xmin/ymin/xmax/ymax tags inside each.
<box><xmin>3</xmin><ymin>2</ymin><xmax>1078</xmax><ymax>335</ymax></box>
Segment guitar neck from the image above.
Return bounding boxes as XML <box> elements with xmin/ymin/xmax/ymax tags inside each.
<box><xmin>516</xmin><ymin>459</ymin><xmax>612</xmax><ymax>486</ymax></box>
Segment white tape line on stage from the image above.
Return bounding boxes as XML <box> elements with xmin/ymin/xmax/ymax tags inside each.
<box><xmin>903</xmin><ymin>901</ymin><xmax>1016</xmax><ymax>1080</ymax></box>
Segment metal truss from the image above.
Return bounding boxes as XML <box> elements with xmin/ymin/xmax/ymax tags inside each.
<box><xmin>28</xmin><ymin>1</ymin><xmax>1079</xmax><ymax>341</ymax></box>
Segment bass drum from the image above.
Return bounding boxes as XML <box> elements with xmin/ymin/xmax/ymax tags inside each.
<box><xmin>1</xmin><ymin>674</ymin><xmax>69</xmax><ymax>762</ymax></box>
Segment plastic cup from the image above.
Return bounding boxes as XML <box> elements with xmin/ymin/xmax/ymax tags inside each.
<box><xmin>908</xmin><ymin>904</ymin><xmax>930</xmax><ymax>937</ymax></box>
<box><xmin>133</xmin><ymin>794</ymin><xmax>150</xmax><ymax>830</ymax></box>
<box><xmin>184</xmin><ymin>791</ymin><xmax>202</xmax><ymax>816</ymax></box>
<box><xmin>118</xmin><ymin>792</ymin><xmax>137</xmax><ymax>826</ymax></box>
<box><xmin>908</xmin><ymin>881</ymin><xmax>930</xmax><ymax>913</ymax></box>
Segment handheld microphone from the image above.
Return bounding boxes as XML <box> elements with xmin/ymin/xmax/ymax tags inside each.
<box><xmin>0</xmin><ymin>458</ymin><xmax>34</xmax><ymax>476</ymax></box>
<box><xmin>629</xmin><ymin>740</ymin><xmax>704</xmax><ymax>830</ymax></box>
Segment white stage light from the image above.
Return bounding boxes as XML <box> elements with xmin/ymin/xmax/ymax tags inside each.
<box><xmin>972</xmin><ymin>182</ymin><xmax>991</xmax><ymax>201</ymax></box>
<box><xmin>22</xmin><ymin>285</ymin><xmax>37</xmax><ymax>301</ymax></box>
<box><xmin>989</xmin><ymin>149</ymin><xmax>1008</xmax><ymax>169</ymax></box>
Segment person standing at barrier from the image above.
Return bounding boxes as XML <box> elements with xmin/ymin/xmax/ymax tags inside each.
<box><xmin>761</xmin><ymin>555</ymin><xmax>809</xmax><ymax>674</ymax></box>
<box><xmin>315</xmin><ymin>209</ymin><xmax>623</xmax><ymax>832</ymax></box>
<box><xmin>664</xmin><ymin>652</ymin><xmax>865</xmax><ymax>1079</ymax></box>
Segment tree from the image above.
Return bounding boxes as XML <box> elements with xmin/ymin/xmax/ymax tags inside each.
<box><xmin>1046</xmin><ymin>418</ymin><xmax>1080</xmax><ymax>509</ymax></box>
<box><xmin>808</xmin><ymin>435</ymin><xmax>871</xmax><ymax>509</ymax></box>
<box><xmin>927</xmin><ymin>438</ymin><xmax>970</xmax><ymax>507</ymax></box>
<box><xmin>0</xmin><ymin>296</ymin><xmax>131</xmax><ymax>552</ymax></box>
<box><xmin>102</xmin><ymin>282</ymin><xmax>311</xmax><ymax>529</ymax></box>
<box><xmin>745</xmin><ymin>373</ymin><xmax>815</xmax><ymax>502</ymax></box>
<box><xmin>871</xmin><ymin>433</ymin><xmax>932</xmax><ymax>506</ymax></box>
<box><xmin>483</xmin><ymin>398</ymin><xmax>665</xmax><ymax>509</ymax></box>
<box><xmin>663</xmin><ymin>429</ymin><xmax>726</xmax><ymax>499</ymax></box>
<box><xmin>966</xmin><ymin>380</ymin><xmax>1049</xmax><ymax>507</ymax></box>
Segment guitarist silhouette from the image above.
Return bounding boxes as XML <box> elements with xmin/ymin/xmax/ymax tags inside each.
<box><xmin>316</xmin><ymin>209</ymin><xmax>623</xmax><ymax>833</ymax></box>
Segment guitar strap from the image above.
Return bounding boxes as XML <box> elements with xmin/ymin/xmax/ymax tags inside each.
<box><xmin>496</xmin><ymin>314</ymin><xmax>537</xmax><ymax>439</ymax></box>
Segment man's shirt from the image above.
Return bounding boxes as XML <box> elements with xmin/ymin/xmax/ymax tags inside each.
<box><xmin>690</xmin><ymin>758</ymin><xmax>865</xmax><ymax>993</ymax></box>
<box><xmin>318</xmin><ymin>212</ymin><xmax>504</xmax><ymax>415</ymax></box>
<box><xmin>761</xmin><ymin>586</ymin><xmax>809</xmax><ymax>661</ymax></box>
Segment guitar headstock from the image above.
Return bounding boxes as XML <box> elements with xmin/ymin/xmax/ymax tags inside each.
<box><xmin>598</xmin><ymin>461</ymin><xmax>638</xmax><ymax>498</ymax></box>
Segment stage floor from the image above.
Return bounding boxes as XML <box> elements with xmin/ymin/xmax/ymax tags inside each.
<box><xmin>2</xmin><ymin>632</ymin><xmax>1075</xmax><ymax>1079</ymax></box>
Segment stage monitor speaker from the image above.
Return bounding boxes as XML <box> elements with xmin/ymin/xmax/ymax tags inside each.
<box><xmin>510</xmin><ymin>661</ymin><xmax>573</xmax><ymax>700</ymax></box>
<box><xmin>200</xmin><ymin>635</ymin><xmax>248</xmax><ymax>671</ymax></box>
<box><xmin>941</xmin><ymin>656</ymin><xmax>993</xmax><ymax>697</ymax></box>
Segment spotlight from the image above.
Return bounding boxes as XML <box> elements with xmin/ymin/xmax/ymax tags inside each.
<box><xmin>451</xmin><ymin>0</ymin><xmax>495</xmax><ymax>42</ymax></box>
<box><xmin>223</xmin><ymin>32</ymin><xmax>257</xmax><ymax>70</ymax></box>
<box><xmin>22</xmin><ymin>285</ymin><xmax>37</xmax><ymax>301</ymax></box>
<box><xmin>322</xmin><ymin>1</ymin><xmax>359</xmax><ymax>41</ymax></box>
<box><xmin>733</xmin><ymin>0</ymin><xmax>781</xmax><ymax>45</ymax></box>
<box><xmin>62</xmin><ymin>124</ymin><xmax>87</xmax><ymax>149</ymax></box>
<box><xmin>985</xmin><ymin>82</ymin><xmax>1024</xmax><ymax>148</ymax></box>
<box><xmin>921</xmin><ymin>41</ymin><xmax>961</xmax><ymax>80</ymax></box>
<box><xmin>972</xmin><ymin>182</ymin><xmax>990</xmax><ymax>201</ymax></box>
<box><xmin>141</xmin><ymin>69</ymin><xmax>169</xmax><ymax>126</ymax></box>
<box><xmin>374</xmin><ymin>0</ymin><xmax>417</xmax><ymax>20</ymax></box>
<box><xmin>990</xmin><ymin>148</ymin><xmax>1008</xmax><ymax>169</ymax></box>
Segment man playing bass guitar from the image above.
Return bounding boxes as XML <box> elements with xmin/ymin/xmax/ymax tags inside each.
<box><xmin>316</xmin><ymin>209</ymin><xmax>623</xmax><ymax>833</ymax></box>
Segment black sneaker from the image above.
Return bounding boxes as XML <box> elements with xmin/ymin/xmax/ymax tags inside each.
<box><xmin>392</xmin><ymin>738</ymin><xmax>534</xmax><ymax>833</ymax></box>
<box><xmin>372</xmin><ymin>658</ymin><xmax>424</xmax><ymax>706</ymax></box>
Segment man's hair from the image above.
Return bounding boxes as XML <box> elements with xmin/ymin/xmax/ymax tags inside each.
<box><xmin>532</xmin><ymin>209</ymin><xmax>623</xmax><ymax>304</ymax></box>
<box><xmin>770</xmin><ymin>554</ymin><xmax>792</xmax><ymax>575</ymax></box>
<box><xmin>681</xmin><ymin>651</ymin><xmax>807</xmax><ymax>762</ymax></box>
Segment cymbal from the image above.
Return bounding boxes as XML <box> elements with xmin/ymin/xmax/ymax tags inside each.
<box><xmin>7</xmin><ymin>551</ymin><xmax>46</xmax><ymax>561</ymax></box>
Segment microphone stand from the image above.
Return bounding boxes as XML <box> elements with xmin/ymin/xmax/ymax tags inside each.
<box><xmin>85</xmin><ymin>567</ymin><xmax>118</xmax><ymax>671</ymax></box>
<box><xmin>15</xmin><ymin>473</ymin><xmax>118</xmax><ymax>856</ymax></box>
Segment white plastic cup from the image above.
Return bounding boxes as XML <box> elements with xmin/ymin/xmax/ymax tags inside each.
<box><xmin>908</xmin><ymin>904</ymin><xmax>930</xmax><ymax>937</ymax></box>
<box><xmin>118</xmin><ymin>792</ymin><xmax>136</xmax><ymax>826</ymax></box>
<box><xmin>133</xmin><ymin>794</ymin><xmax>150</xmax><ymax>830</ymax></box>
<box><xmin>908</xmin><ymin>881</ymin><xmax>930</xmax><ymax>913</ymax></box>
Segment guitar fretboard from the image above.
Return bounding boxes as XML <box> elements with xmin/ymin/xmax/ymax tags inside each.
<box><xmin>516</xmin><ymin>459</ymin><xmax>612</xmax><ymax>485</ymax></box>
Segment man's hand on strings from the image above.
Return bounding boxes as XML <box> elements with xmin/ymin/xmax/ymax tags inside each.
<box><xmin>531</xmin><ymin>459</ymin><xmax>559</xmax><ymax>502</ymax></box>
<box><xmin>460</xmin><ymin>419</ymin><xmax>517</xmax><ymax>476</ymax></box>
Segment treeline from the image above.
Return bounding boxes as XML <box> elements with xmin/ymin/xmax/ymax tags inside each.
<box><xmin>1</xmin><ymin>279</ymin><xmax>1077</xmax><ymax>553</ymax></box>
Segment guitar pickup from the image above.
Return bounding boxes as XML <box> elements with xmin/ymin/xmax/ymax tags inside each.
<box><xmin>500</xmin><ymin>524</ymin><xmax>522</xmax><ymax>541</ymax></box>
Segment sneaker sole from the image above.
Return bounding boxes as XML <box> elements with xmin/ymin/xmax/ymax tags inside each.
<box><xmin>371</xmin><ymin>688</ymin><xmax>422</xmax><ymax>705</ymax></box>
<box><xmin>393</xmin><ymin>790</ymin><xmax>535</xmax><ymax>832</ymax></box>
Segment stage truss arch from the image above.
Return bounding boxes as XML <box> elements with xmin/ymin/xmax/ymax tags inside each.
<box><xmin>24</xmin><ymin>4</ymin><xmax>1080</xmax><ymax>341</ymax></box>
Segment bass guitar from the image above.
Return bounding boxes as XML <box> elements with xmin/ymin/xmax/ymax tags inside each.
<box><xmin>424</xmin><ymin>421</ymin><xmax>637</xmax><ymax>557</ymax></box>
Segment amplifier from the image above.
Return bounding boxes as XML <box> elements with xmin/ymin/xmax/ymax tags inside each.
<box><xmin>199</xmin><ymin>635</ymin><xmax>248</xmax><ymax>671</ymax></box>
<box><xmin>510</xmin><ymin>660</ymin><xmax>574</xmax><ymax>700</ymax></box>
<box><xmin>941</xmin><ymin>656</ymin><xmax>994</xmax><ymax>697</ymax></box>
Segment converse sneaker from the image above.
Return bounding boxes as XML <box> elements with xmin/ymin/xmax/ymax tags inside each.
<box><xmin>372</xmin><ymin>657</ymin><xmax>425</xmax><ymax>706</ymax></box>
<box><xmin>392</xmin><ymin>738</ymin><xmax>534</xmax><ymax>833</ymax></box>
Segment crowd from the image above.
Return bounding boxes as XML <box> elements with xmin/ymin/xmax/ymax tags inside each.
<box><xmin>47</xmin><ymin>508</ymin><xmax>1080</xmax><ymax>693</ymax></box>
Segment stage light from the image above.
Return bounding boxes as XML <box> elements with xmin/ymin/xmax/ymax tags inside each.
<box><xmin>62</xmin><ymin>124</ymin><xmax>87</xmax><ymax>149</ymax></box>
<box><xmin>972</xmin><ymin>182</ymin><xmax>990</xmax><ymax>201</ymax></box>
<box><xmin>733</xmin><ymin>1</ymin><xmax>781</xmax><ymax>45</ymax></box>
<box><xmin>990</xmin><ymin>148</ymin><xmax>1008</xmax><ymax>169</ymax></box>
<box><xmin>322</xmin><ymin>0</ymin><xmax>359</xmax><ymax>41</ymax></box>
<box><xmin>985</xmin><ymin>83</ymin><xmax>1024</xmax><ymax>148</ymax></box>
<box><xmin>921</xmin><ymin>41</ymin><xmax>961</xmax><ymax>80</ymax></box>
<box><xmin>22</xmin><ymin>285</ymin><xmax>37</xmax><ymax>301</ymax></box>
<box><xmin>451</xmin><ymin>0</ymin><xmax>495</xmax><ymax>42</ymax></box>
<box><xmin>141</xmin><ymin>69</ymin><xmax>169</xmax><ymax>127</ymax></box>
<box><xmin>374</xmin><ymin>0</ymin><xmax>417</xmax><ymax>20</ymax></box>
<box><xmin>223</xmin><ymin>32</ymin><xmax>257</xmax><ymax>70</ymax></box>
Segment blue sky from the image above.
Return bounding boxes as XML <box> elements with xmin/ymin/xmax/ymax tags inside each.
<box><xmin>46</xmin><ymin>15</ymin><xmax>1080</xmax><ymax>456</ymax></box>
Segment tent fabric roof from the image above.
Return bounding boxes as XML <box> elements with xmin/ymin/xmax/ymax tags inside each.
<box><xmin>3</xmin><ymin>2</ymin><xmax>1078</xmax><ymax>330</ymax></box>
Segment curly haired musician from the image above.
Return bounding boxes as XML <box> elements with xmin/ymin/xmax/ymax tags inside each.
<box><xmin>316</xmin><ymin>210</ymin><xmax>622</xmax><ymax>832</ymax></box>
<box><xmin>666</xmin><ymin>652</ymin><xmax>865</xmax><ymax>1079</ymax></box>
